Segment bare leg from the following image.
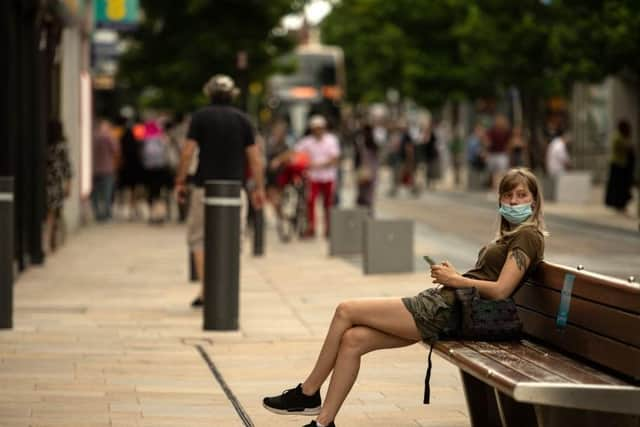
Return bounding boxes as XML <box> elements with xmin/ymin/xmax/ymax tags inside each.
<box><xmin>301</xmin><ymin>298</ymin><xmax>421</xmax><ymax>396</ymax></box>
<box><xmin>193</xmin><ymin>248</ymin><xmax>204</xmax><ymax>299</ymax></box>
<box><xmin>317</xmin><ymin>325</ymin><xmax>417</xmax><ymax>425</ymax></box>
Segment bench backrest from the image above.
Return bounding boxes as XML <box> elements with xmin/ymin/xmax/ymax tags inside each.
<box><xmin>513</xmin><ymin>261</ymin><xmax>640</xmax><ymax>382</ymax></box>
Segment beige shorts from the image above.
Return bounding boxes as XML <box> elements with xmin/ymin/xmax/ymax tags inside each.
<box><xmin>187</xmin><ymin>187</ymin><xmax>247</xmax><ymax>251</ymax></box>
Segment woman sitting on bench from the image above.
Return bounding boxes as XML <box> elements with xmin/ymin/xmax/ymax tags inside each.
<box><xmin>263</xmin><ymin>167</ymin><xmax>547</xmax><ymax>427</ymax></box>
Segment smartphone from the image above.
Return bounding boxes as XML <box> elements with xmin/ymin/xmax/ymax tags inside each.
<box><xmin>423</xmin><ymin>255</ymin><xmax>437</xmax><ymax>266</ymax></box>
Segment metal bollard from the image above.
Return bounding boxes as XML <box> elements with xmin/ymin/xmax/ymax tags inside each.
<box><xmin>252</xmin><ymin>207</ymin><xmax>264</xmax><ymax>256</ymax></box>
<box><xmin>203</xmin><ymin>180</ymin><xmax>241</xmax><ymax>330</ymax></box>
<box><xmin>0</xmin><ymin>177</ymin><xmax>14</xmax><ymax>329</ymax></box>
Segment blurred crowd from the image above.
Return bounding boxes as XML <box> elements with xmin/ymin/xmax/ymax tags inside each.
<box><xmin>42</xmin><ymin>102</ymin><xmax>634</xmax><ymax>251</ymax></box>
<box><xmin>89</xmin><ymin>110</ymin><xmax>189</xmax><ymax>225</ymax></box>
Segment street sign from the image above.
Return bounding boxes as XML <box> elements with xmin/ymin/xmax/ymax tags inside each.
<box><xmin>95</xmin><ymin>0</ymin><xmax>139</xmax><ymax>31</ymax></box>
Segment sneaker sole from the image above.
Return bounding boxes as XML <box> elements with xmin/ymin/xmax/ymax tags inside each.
<box><xmin>262</xmin><ymin>402</ymin><xmax>321</xmax><ymax>416</ymax></box>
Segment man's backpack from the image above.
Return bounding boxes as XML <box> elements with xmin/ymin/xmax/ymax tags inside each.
<box><xmin>141</xmin><ymin>137</ymin><xmax>168</xmax><ymax>170</ymax></box>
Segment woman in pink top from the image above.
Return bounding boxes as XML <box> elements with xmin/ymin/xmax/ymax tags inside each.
<box><xmin>295</xmin><ymin>116</ymin><xmax>340</xmax><ymax>237</ymax></box>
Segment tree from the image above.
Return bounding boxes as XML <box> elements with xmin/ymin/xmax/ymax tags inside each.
<box><xmin>321</xmin><ymin>0</ymin><xmax>487</xmax><ymax>108</ymax></box>
<box><xmin>118</xmin><ymin>0</ymin><xmax>295</xmax><ymax>112</ymax></box>
<box><xmin>454</xmin><ymin>0</ymin><xmax>561</xmax><ymax>167</ymax></box>
<box><xmin>549</xmin><ymin>0</ymin><xmax>640</xmax><ymax>84</ymax></box>
<box><xmin>322</xmin><ymin>0</ymin><xmax>640</xmax><ymax>168</ymax></box>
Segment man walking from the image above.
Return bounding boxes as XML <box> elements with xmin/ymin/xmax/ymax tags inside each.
<box><xmin>174</xmin><ymin>74</ymin><xmax>265</xmax><ymax>307</ymax></box>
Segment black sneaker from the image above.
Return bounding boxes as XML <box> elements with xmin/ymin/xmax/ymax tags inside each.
<box><xmin>262</xmin><ymin>383</ymin><xmax>321</xmax><ymax>415</ymax></box>
<box><xmin>303</xmin><ymin>421</ymin><xmax>335</xmax><ymax>427</ymax></box>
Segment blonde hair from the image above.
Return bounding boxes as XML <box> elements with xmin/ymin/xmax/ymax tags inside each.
<box><xmin>496</xmin><ymin>168</ymin><xmax>548</xmax><ymax>240</ymax></box>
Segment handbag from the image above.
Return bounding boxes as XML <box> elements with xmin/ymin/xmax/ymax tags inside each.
<box><xmin>450</xmin><ymin>287</ymin><xmax>522</xmax><ymax>341</ymax></box>
<box><xmin>423</xmin><ymin>288</ymin><xmax>522</xmax><ymax>404</ymax></box>
<box><xmin>422</xmin><ymin>287</ymin><xmax>522</xmax><ymax>405</ymax></box>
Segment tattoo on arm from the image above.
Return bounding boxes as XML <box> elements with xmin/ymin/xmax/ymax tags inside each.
<box><xmin>510</xmin><ymin>249</ymin><xmax>528</xmax><ymax>271</ymax></box>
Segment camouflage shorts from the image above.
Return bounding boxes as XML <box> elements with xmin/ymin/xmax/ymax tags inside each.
<box><xmin>402</xmin><ymin>287</ymin><xmax>455</xmax><ymax>343</ymax></box>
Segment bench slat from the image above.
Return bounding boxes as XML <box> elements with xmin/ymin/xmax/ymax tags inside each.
<box><xmin>434</xmin><ymin>341</ymin><xmax>563</xmax><ymax>396</ymax></box>
<box><xmin>530</xmin><ymin>262</ymin><xmax>640</xmax><ymax>314</ymax></box>
<box><xmin>518</xmin><ymin>307</ymin><xmax>640</xmax><ymax>380</ymax></box>
<box><xmin>497</xmin><ymin>342</ymin><xmax>628</xmax><ymax>386</ymax></box>
<box><xmin>463</xmin><ymin>341</ymin><xmax>568</xmax><ymax>383</ymax></box>
<box><xmin>515</xmin><ymin>283</ymin><xmax>640</xmax><ymax>347</ymax></box>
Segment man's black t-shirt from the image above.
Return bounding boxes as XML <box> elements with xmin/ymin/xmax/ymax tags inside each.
<box><xmin>186</xmin><ymin>104</ymin><xmax>255</xmax><ymax>186</ymax></box>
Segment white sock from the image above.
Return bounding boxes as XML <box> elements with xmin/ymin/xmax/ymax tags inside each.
<box><xmin>315</xmin><ymin>422</ymin><xmax>326</xmax><ymax>427</ymax></box>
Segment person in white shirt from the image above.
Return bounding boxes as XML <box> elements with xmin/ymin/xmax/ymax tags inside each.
<box><xmin>546</xmin><ymin>131</ymin><xmax>571</xmax><ymax>176</ymax></box>
<box><xmin>271</xmin><ymin>115</ymin><xmax>340</xmax><ymax>238</ymax></box>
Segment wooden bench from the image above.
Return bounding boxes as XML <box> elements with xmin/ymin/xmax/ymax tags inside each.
<box><xmin>431</xmin><ymin>261</ymin><xmax>640</xmax><ymax>427</ymax></box>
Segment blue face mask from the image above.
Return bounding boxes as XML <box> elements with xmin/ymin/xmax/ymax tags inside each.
<box><xmin>499</xmin><ymin>203</ymin><xmax>533</xmax><ymax>225</ymax></box>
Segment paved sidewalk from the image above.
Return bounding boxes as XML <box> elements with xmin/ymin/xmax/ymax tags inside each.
<box><xmin>0</xmin><ymin>223</ymin><xmax>468</xmax><ymax>427</ymax></box>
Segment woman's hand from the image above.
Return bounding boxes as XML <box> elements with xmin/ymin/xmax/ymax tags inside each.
<box><xmin>430</xmin><ymin>261</ymin><xmax>462</xmax><ymax>287</ymax></box>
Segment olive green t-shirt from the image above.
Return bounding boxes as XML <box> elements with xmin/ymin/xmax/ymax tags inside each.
<box><xmin>464</xmin><ymin>226</ymin><xmax>545</xmax><ymax>282</ymax></box>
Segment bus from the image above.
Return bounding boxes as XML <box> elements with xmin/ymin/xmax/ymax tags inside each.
<box><xmin>267</xmin><ymin>43</ymin><xmax>346</xmax><ymax>138</ymax></box>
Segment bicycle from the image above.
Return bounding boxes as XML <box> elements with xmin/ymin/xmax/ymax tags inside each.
<box><xmin>274</xmin><ymin>153</ymin><xmax>310</xmax><ymax>242</ymax></box>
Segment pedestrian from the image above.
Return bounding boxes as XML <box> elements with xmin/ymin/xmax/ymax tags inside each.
<box><xmin>546</xmin><ymin>130</ymin><xmax>571</xmax><ymax>177</ymax></box>
<box><xmin>605</xmin><ymin>120</ymin><xmax>635</xmax><ymax>213</ymax></box>
<box><xmin>449</xmin><ymin>130</ymin><xmax>464</xmax><ymax>187</ymax></box>
<box><xmin>166</xmin><ymin>113</ymin><xmax>192</xmax><ymax>222</ymax></box>
<box><xmin>271</xmin><ymin>115</ymin><xmax>340</xmax><ymax>238</ymax></box>
<box><xmin>299</xmin><ymin>115</ymin><xmax>340</xmax><ymax>237</ymax></box>
<box><xmin>262</xmin><ymin>167</ymin><xmax>546</xmax><ymax>427</ymax></box>
<box><xmin>354</xmin><ymin>124</ymin><xmax>379</xmax><ymax>211</ymax></box>
<box><xmin>466</xmin><ymin>122</ymin><xmax>489</xmax><ymax>190</ymax></box>
<box><xmin>266</xmin><ymin>119</ymin><xmax>293</xmax><ymax>220</ymax></box>
<box><xmin>466</xmin><ymin>122</ymin><xmax>487</xmax><ymax>172</ymax></box>
<box><xmin>116</xmin><ymin>115</ymin><xmax>145</xmax><ymax>221</ymax></box>
<box><xmin>422</xmin><ymin>122</ymin><xmax>440</xmax><ymax>190</ymax></box>
<box><xmin>173</xmin><ymin>74</ymin><xmax>265</xmax><ymax>307</ymax></box>
<box><xmin>384</xmin><ymin>120</ymin><xmax>403</xmax><ymax>197</ymax></box>
<box><xmin>486</xmin><ymin>114</ymin><xmax>511</xmax><ymax>188</ymax></box>
<box><xmin>43</xmin><ymin>120</ymin><xmax>72</xmax><ymax>253</ymax></box>
<box><xmin>141</xmin><ymin>119</ymin><xmax>173</xmax><ymax>224</ymax></box>
<box><xmin>508</xmin><ymin>125</ymin><xmax>528</xmax><ymax>167</ymax></box>
<box><xmin>91</xmin><ymin>119</ymin><xmax>119</xmax><ymax>222</ymax></box>
<box><xmin>398</xmin><ymin>120</ymin><xmax>419</xmax><ymax>195</ymax></box>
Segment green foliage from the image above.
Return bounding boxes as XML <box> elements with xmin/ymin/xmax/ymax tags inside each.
<box><xmin>118</xmin><ymin>0</ymin><xmax>295</xmax><ymax>112</ymax></box>
<box><xmin>321</xmin><ymin>0</ymin><xmax>640</xmax><ymax>106</ymax></box>
<box><xmin>322</xmin><ymin>0</ymin><xmax>475</xmax><ymax>107</ymax></box>
<box><xmin>549</xmin><ymin>0</ymin><xmax>640</xmax><ymax>84</ymax></box>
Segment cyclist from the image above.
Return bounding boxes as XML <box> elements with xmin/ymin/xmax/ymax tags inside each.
<box><xmin>270</xmin><ymin>115</ymin><xmax>340</xmax><ymax>238</ymax></box>
<box><xmin>266</xmin><ymin>120</ymin><xmax>293</xmax><ymax>221</ymax></box>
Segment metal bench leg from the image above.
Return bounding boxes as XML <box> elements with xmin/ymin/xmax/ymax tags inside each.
<box><xmin>460</xmin><ymin>370</ymin><xmax>501</xmax><ymax>427</ymax></box>
<box><xmin>494</xmin><ymin>389</ymin><xmax>537</xmax><ymax>427</ymax></box>
<box><xmin>534</xmin><ymin>405</ymin><xmax>640</xmax><ymax>427</ymax></box>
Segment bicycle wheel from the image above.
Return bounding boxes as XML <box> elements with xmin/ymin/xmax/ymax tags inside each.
<box><xmin>294</xmin><ymin>182</ymin><xmax>308</xmax><ymax>237</ymax></box>
<box><xmin>277</xmin><ymin>185</ymin><xmax>297</xmax><ymax>242</ymax></box>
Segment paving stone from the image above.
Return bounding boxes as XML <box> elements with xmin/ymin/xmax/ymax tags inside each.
<box><xmin>1</xmin><ymin>222</ymin><xmax>466</xmax><ymax>426</ymax></box>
